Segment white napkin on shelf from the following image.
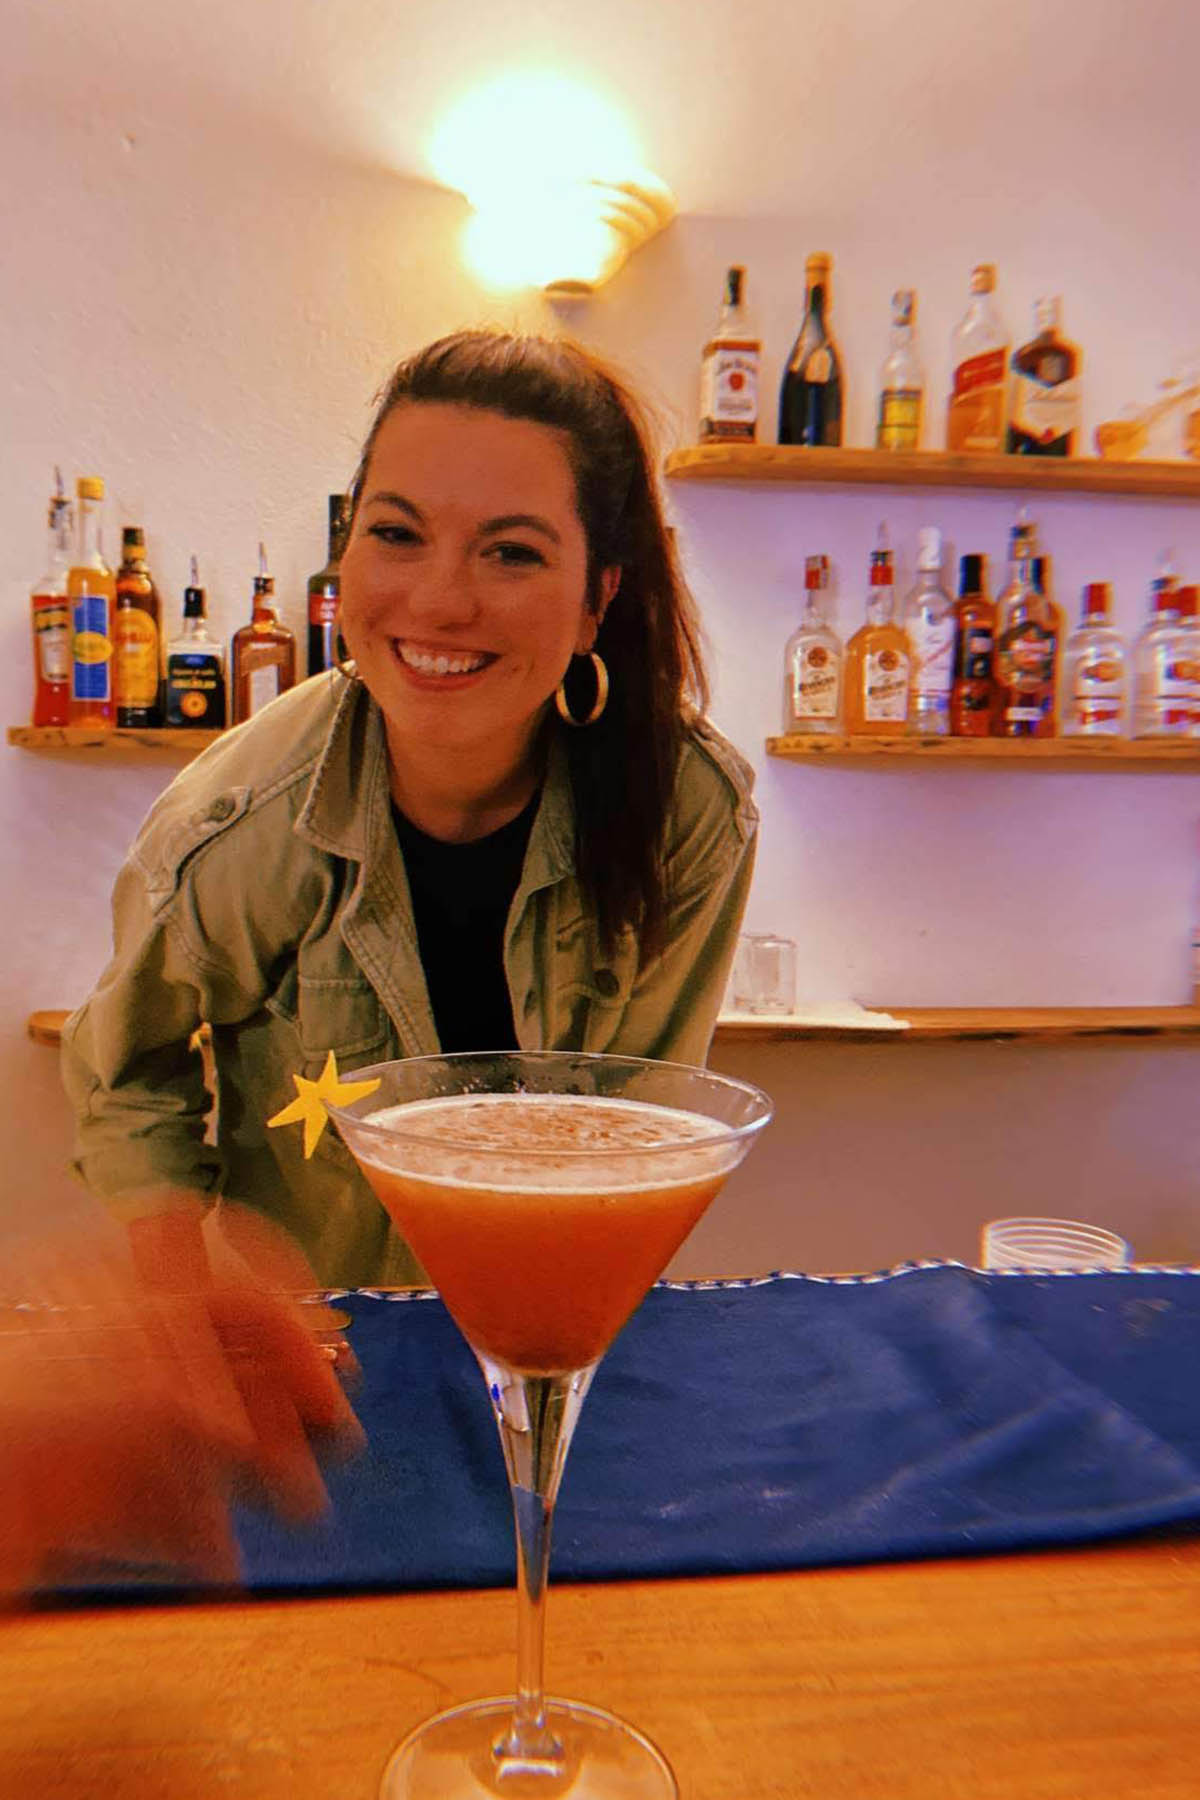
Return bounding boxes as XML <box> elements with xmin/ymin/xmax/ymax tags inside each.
<box><xmin>719</xmin><ymin>999</ymin><xmax>910</xmax><ymax>1030</ymax></box>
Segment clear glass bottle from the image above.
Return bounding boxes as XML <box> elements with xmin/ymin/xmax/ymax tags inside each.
<box><xmin>993</xmin><ymin>514</ymin><xmax>1058</xmax><ymax>737</ymax></box>
<box><xmin>945</xmin><ymin>263</ymin><xmax>1009</xmax><ymax>454</ymax></box>
<box><xmin>903</xmin><ymin>526</ymin><xmax>955</xmax><ymax>735</ymax></box>
<box><xmin>1133</xmin><ymin>559</ymin><xmax>1192</xmax><ymax>737</ymax></box>
<box><xmin>783</xmin><ymin>554</ymin><xmax>842</xmax><ymax>733</ymax></box>
<box><xmin>67</xmin><ymin>474</ymin><xmax>116</xmax><ymax>727</ymax></box>
<box><xmin>699</xmin><ymin>266</ymin><xmax>761</xmax><ymax>443</ymax></box>
<box><xmin>165</xmin><ymin>557</ymin><xmax>228</xmax><ymax>729</ymax></box>
<box><xmin>1062</xmin><ymin>583</ymin><xmax>1127</xmax><ymax>736</ymax></box>
<box><xmin>1176</xmin><ymin>586</ymin><xmax>1200</xmax><ymax>738</ymax></box>
<box><xmin>1006</xmin><ymin>296</ymin><xmax>1083</xmax><ymax>457</ymax></box>
<box><xmin>844</xmin><ymin>525</ymin><xmax>909</xmax><ymax>733</ymax></box>
<box><xmin>307</xmin><ymin>494</ymin><xmax>352</xmax><ymax>676</ymax></box>
<box><xmin>30</xmin><ymin>469</ymin><xmax>73</xmax><ymax>727</ymax></box>
<box><xmin>114</xmin><ymin>525</ymin><xmax>163</xmax><ymax>727</ymax></box>
<box><xmin>778</xmin><ymin>254</ymin><xmax>843</xmax><ymax>447</ymax></box>
<box><xmin>875</xmin><ymin>289</ymin><xmax>924</xmax><ymax>451</ymax></box>
<box><xmin>231</xmin><ymin>543</ymin><xmax>297</xmax><ymax>724</ymax></box>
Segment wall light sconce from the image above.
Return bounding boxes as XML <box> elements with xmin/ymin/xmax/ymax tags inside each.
<box><xmin>429</xmin><ymin>75</ymin><xmax>677</xmax><ymax>295</ymax></box>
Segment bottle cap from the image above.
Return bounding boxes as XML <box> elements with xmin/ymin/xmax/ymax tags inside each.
<box><xmin>122</xmin><ymin>525</ymin><xmax>146</xmax><ymax>549</ymax></box>
<box><xmin>805</xmin><ymin>253</ymin><xmax>832</xmax><ymax>280</ymax></box>
<box><xmin>77</xmin><ymin>476</ymin><xmax>105</xmax><ymax>500</ymax></box>
<box><xmin>254</xmin><ymin>575</ymin><xmax>275</xmax><ymax>598</ymax></box>
<box><xmin>184</xmin><ymin>556</ymin><xmax>206</xmax><ymax>617</ymax></box>
<box><xmin>892</xmin><ymin>289</ymin><xmax>915</xmax><ymax>326</ymax></box>
<box><xmin>970</xmin><ymin>264</ymin><xmax>997</xmax><ymax>294</ymax></box>
<box><xmin>804</xmin><ymin>554</ymin><xmax>830</xmax><ymax>589</ymax></box>
<box><xmin>1082</xmin><ymin>581</ymin><xmax>1111</xmax><ymax>617</ymax></box>
<box><xmin>916</xmin><ymin>526</ymin><xmax>943</xmax><ymax>570</ymax></box>
<box><xmin>1175</xmin><ymin>584</ymin><xmax>1198</xmax><ymax>619</ymax></box>
<box><xmin>959</xmin><ymin>553</ymin><xmax>984</xmax><ymax>593</ymax></box>
<box><xmin>724</xmin><ymin>266</ymin><xmax>745</xmax><ymax>306</ymax></box>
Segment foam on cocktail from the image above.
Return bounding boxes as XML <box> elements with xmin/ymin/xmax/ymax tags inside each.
<box><xmin>349</xmin><ymin>1093</ymin><xmax>740</xmax><ymax>1371</ymax></box>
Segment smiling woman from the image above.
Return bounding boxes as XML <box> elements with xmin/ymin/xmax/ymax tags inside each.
<box><xmin>58</xmin><ymin>330</ymin><xmax>759</xmax><ymax>1292</ymax></box>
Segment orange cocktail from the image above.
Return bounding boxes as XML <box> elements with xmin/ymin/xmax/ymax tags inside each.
<box><xmin>356</xmin><ymin>1093</ymin><xmax>732</xmax><ymax>1371</ymax></box>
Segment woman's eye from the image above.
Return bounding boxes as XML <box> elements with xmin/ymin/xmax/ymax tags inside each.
<box><xmin>369</xmin><ymin>522</ymin><xmax>420</xmax><ymax>547</ymax></box>
<box><xmin>486</xmin><ymin>541</ymin><xmax>546</xmax><ymax>567</ymax></box>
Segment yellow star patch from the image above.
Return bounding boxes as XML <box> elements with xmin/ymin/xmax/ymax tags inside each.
<box><xmin>267</xmin><ymin>1050</ymin><xmax>382</xmax><ymax>1159</ymax></box>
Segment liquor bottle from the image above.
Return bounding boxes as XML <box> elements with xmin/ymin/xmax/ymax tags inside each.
<box><xmin>993</xmin><ymin>515</ymin><xmax>1059</xmax><ymax>737</ymax></box>
<box><xmin>165</xmin><ymin>558</ymin><xmax>228</xmax><ymax>729</ymax></box>
<box><xmin>844</xmin><ymin>525</ymin><xmax>910</xmax><ymax>733</ymax></box>
<box><xmin>30</xmin><ymin>469</ymin><xmax>73</xmax><ymax>727</ymax></box>
<box><xmin>307</xmin><ymin>494</ymin><xmax>352</xmax><ymax>676</ymax></box>
<box><xmin>1030</xmin><ymin>554</ymin><xmax>1067</xmax><ymax>732</ymax></box>
<box><xmin>113</xmin><ymin>526</ymin><xmax>163</xmax><ymax>727</ymax></box>
<box><xmin>949</xmin><ymin>553</ymin><xmax>996</xmax><ymax>737</ymax></box>
<box><xmin>782</xmin><ymin>555</ymin><xmax>842</xmax><ymax>733</ymax></box>
<box><xmin>778</xmin><ymin>254</ymin><xmax>843</xmax><ymax>447</ymax></box>
<box><xmin>902</xmin><ymin>527</ymin><xmax>955</xmax><ymax>735</ymax></box>
<box><xmin>1176</xmin><ymin>586</ymin><xmax>1200</xmax><ymax>738</ymax></box>
<box><xmin>1132</xmin><ymin>559</ymin><xmax>1192</xmax><ymax>737</ymax></box>
<box><xmin>1006</xmin><ymin>296</ymin><xmax>1082</xmax><ymax>457</ymax></box>
<box><xmin>875</xmin><ymin>289</ymin><xmax>924</xmax><ymax>451</ymax></box>
<box><xmin>231</xmin><ymin>544</ymin><xmax>296</xmax><ymax>725</ymax></box>
<box><xmin>699</xmin><ymin>266</ymin><xmax>761</xmax><ymax>444</ymax></box>
<box><xmin>1061</xmin><ymin>583</ymin><xmax>1127</xmax><ymax>737</ymax></box>
<box><xmin>945</xmin><ymin>264</ymin><xmax>1009</xmax><ymax>454</ymax></box>
<box><xmin>67</xmin><ymin>475</ymin><xmax>116</xmax><ymax>727</ymax></box>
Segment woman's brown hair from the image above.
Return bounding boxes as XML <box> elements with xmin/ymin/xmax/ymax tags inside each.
<box><xmin>349</xmin><ymin>330</ymin><xmax>710</xmax><ymax>960</ymax></box>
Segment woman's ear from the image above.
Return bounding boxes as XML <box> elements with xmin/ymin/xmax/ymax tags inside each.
<box><xmin>578</xmin><ymin>566</ymin><xmax>622</xmax><ymax>652</ymax></box>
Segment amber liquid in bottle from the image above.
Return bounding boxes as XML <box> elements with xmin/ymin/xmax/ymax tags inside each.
<box><xmin>844</xmin><ymin>529</ymin><xmax>909</xmax><ymax>734</ymax></box>
<box><xmin>114</xmin><ymin>526</ymin><xmax>163</xmax><ymax>727</ymax></box>
<box><xmin>67</xmin><ymin>475</ymin><xmax>116</xmax><ymax>727</ymax></box>
<box><xmin>231</xmin><ymin>547</ymin><xmax>296</xmax><ymax>724</ymax></box>
<box><xmin>949</xmin><ymin>553</ymin><xmax>996</xmax><ymax>737</ymax></box>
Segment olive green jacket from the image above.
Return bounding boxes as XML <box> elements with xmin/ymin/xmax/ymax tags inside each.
<box><xmin>61</xmin><ymin>673</ymin><xmax>758</xmax><ymax>1286</ymax></box>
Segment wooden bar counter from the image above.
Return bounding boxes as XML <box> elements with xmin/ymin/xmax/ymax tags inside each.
<box><xmin>3</xmin><ymin>1537</ymin><xmax>1197</xmax><ymax>1798</ymax></box>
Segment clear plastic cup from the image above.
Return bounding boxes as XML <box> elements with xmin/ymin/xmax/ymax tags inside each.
<box><xmin>981</xmin><ymin>1216</ymin><xmax>1131</xmax><ymax>1272</ymax></box>
<box><xmin>730</xmin><ymin>934</ymin><xmax>797</xmax><ymax>1015</ymax></box>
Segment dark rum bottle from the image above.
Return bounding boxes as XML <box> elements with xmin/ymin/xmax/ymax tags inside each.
<box><xmin>113</xmin><ymin>526</ymin><xmax>163</xmax><ymax>727</ymax></box>
<box><xmin>778</xmin><ymin>254</ymin><xmax>843</xmax><ymax>447</ymax></box>
<box><xmin>949</xmin><ymin>553</ymin><xmax>996</xmax><ymax>736</ymax></box>
<box><xmin>307</xmin><ymin>494</ymin><xmax>352</xmax><ymax>676</ymax></box>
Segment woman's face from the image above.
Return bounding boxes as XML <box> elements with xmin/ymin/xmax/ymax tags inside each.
<box><xmin>339</xmin><ymin>402</ymin><xmax>617</xmax><ymax>773</ymax></box>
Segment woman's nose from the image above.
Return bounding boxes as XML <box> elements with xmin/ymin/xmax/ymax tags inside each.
<box><xmin>405</xmin><ymin>553</ymin><xmax>479</xmax><ymax>626</ymax></box>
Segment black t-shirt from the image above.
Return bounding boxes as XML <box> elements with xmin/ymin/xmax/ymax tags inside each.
<box><xmin>392</xmin><ymin>796</ymin><xmax>538</xmax><ymax>1053</ymax></box>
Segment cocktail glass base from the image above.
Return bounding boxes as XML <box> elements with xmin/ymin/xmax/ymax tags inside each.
<box><xmin>379</xmin><ymin>1695</ymin><xmax>679</xmax><ymax>1798</ymax></box>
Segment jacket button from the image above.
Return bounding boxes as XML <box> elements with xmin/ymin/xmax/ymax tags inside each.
<box><xmin>206</xmin><ymin>795</ymin><xmax>236</xmax><ymax>823</ymax></box>
<box><xmin>594</xmin><ymin>969</ymin><xmax>620</xmax><ymax>998</ymax></box>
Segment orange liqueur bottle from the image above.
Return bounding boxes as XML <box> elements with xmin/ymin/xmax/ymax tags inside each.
<box><xmin>231</xmin><ymin>544</ymin><xmax>296</xmax><ymax>724</ymax></box>
<box><xmin>844</xmin><ymin>526</ymin><xmax>909</xmax><ymax>734</ymax></box>
<box><xmin>949</xmin><ymin>553</ymin><xmax>996</xmax><ymax>736</ymax></box>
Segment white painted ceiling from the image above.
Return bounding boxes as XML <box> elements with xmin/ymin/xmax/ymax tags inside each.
<box><xmin>8</xmin><ymin>0</ymin><xmax>1199</xmax><ymax>219</ymax></box>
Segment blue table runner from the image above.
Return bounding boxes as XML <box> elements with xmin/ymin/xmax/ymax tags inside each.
<box><xmin>231</xmin><ymin>1263</ymin><xmax>1200</xmax><ymax>1594</ymax></box>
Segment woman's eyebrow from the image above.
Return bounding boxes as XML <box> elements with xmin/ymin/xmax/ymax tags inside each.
<box><xmin>479</xmin><ymin>513</ymin><xmax>562</xmax><ymax>545</ymax></box>
<box><xmin>363</xmin><ymin>491</ymin><xmax>424</xmax><ymax>520</ymax></box>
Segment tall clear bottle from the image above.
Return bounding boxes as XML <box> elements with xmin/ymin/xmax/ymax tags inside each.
<box><xmin>67</xmin><ymin>475</ymin><xmax>116</xmax><ymax>727</ymax></box>
<box><xmin>875</xmin><ymin>290</ymin><xmax>925</xmax><ymax>451</ymax></box>
<box><xmin>30</xmin><ymin>470</ymin><xmax>73</xmax><ymax>727</ymax></box>
<box><xmin>993</xmin><ymin>515</ymin><xmax>1058</xmax><ymax>737</ymax></box>
<box><xmin>945</xmin><ymin>264</ymin><xmax>1009</xmax><ymax>454</ymax></box>
<box><xmin>844</xmin><ymin>525</ymin><xmax>910</xmax><ymax>733</ymax></box>
<box><xmin>783</xmin><ymin>555</ymin><xmax>842</xmax><ymax>733</ymax></box>
<box><xmin>699</xmin><ymin>266</ymin><xmax>761</xmax><ymax>443</ymax></box>
<box><xmin>1061</xmin><ymin>583</ymin><xmax>1127</xmax><ymax>736</ymax></box>
<box><xmin>903</xmin><ymin>527</ymin><xmax>955</xmax><ymax>735</ymax></box>
<box><xmin>778</xmin><ymin>254</ymin><xmax>843</xmax><ymax>447</ymax></box>
<box><xmin>1132</xmin><ymin>560</ymin><xmax>1192</xmax><ymax>737</ymax></box>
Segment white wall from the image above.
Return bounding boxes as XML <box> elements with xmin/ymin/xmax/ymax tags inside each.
<box><xmin>3</xmin><ymin>50</ymin><xmax>1198</xmax><ymax>1267</ymax></box>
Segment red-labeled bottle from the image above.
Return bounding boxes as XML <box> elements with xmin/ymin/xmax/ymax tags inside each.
<box><xmin>30</xmin><ymin>469</ymin><xmax>72</xmax><ymax>726</ymax></box>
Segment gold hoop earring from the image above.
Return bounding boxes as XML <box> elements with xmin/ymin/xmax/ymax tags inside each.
<box><xmin>554</xmin><ymin>651</ymin><xmax>609</xmax><ymax>727</ymax></box>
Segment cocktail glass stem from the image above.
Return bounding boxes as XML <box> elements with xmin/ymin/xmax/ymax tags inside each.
<box><xmin>478</xmin><ymin>1356</ymin><xmax>597</xmax><ymax>1774</ymax></box>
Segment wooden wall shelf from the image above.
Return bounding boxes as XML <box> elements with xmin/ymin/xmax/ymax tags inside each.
<box><xmin>8</xmin><ymin>725</ymin><xmax>222</xmax><ymax>758</ymax></box>
<box><xmin>767</xmin><ymin>733</ymin><xmax>1200</xmax><ymax>766</ymax></box>
<box><xmin>714</xmin><ymin>1007</ymin><xmax>1200</xmax><ymax>1044</ymax></box>
<box><xmin>664</xmin><ymin>444</ymin><xmax>1200</xmax><ymax>499</ymax></box>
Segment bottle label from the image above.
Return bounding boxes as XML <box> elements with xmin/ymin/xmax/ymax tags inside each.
<box><xmin>1010</xmin><ymin>373</ymin><xmax>1082</xmax><ymax>446</ymax></box>
<box><xmin>1070</xmin><ymin>651</ymin><xmax>1124</xmax><ymax>731</ymax></box>
<box><xmin>907</xmin><ymin>616</ymin><xmax>955</xmax><ymax>697</ymax></box>
<box><xmin>247</xmin><ymin>665</ymin><xmax>282</xmax><ymax>717</ymax></box>
<box><xmin>166</xmin><ymin>653</ymin><xmax>225</xmax><ymax>727</ymax></box>
<box><xmin>996</xmin><ymin>621</ymin><xmax>1056</xmax><ymax>695</ymax></box>
<box><xmin>953</xmin><ymin>625</ymin><xmax>994</xmax><ymax>681</ymax></box>
<box><xmin>1138</xmin><ymin>645</ymin><xmax>1194</xmax><ymax>731</ymax></box>
<box><xmin>863</xmin><ymin>648</ymin><xmax>909</xmax><ymax>720</ymax></box>
<box><xmin>947</xmin><ymin>349</ymin><xmax>1006</xmax><ymax>452</ymax></box>
<box><xmin>308</xmin><ymin>582</ymin><xmax>339</xmax><ymax>628</ymax></box>
<box><xmin>876</xmin><ymin>389</ymin><xmax>921</xmax><ymax>451</ymax></box>
<box><xmin>32</xmin><ymin>595</ymin><xmax>71</xmax><ymax>682</ymax></box>
<box><xmin>700</xmin><ymin>344</ymin><xmax>760</xmax><ymax>439</ymax></box>
<box><xmin>790</xmin><ymin>644</ymin><xmax>840</xmax><ymax>720</ymax></box>
<box><xmin>113</xmin><ymin>608</ymin><xmax>161</xmax><ymax>708</ymax></box>
<box><xmin>70</xmin><ymin>595</ymin><xmax>113</xmax><ymax>702</ymax></box>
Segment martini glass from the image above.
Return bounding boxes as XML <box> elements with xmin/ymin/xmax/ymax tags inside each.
<box><xmin>329</xmin><ymin>1050</ymin><xmax>772</xmax><ymax>1800</ymax></box>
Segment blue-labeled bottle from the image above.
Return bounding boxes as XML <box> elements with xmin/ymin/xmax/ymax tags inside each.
<box><xmin>165</xmin><ymin>558</ymin><xmax>227</xmax><ymax>729</ymax></box>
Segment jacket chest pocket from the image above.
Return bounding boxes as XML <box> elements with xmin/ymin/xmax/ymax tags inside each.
<box><xmin>266</xmin><ymin>966</ymin><xmax>393</xmax><ymax>1068</ymax></box>
<box><xmin>549</xmin><ymin>914</ymin><xmax>639</xmax><ymax>1051</ymax></box>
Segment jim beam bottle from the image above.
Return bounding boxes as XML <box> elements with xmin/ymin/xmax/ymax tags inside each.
<box><xmin>699</xmin><ymin>267</ymin><xmax>761</xmax><ymax>443</ymax></box>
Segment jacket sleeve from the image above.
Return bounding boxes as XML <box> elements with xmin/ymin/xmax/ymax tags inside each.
<box><xmin>607</xmin><ymin>729</ymin><xmax>758</xmax><ymax>1067</ymax></box>
<box><xmin>60</xmin><ymin>850</ymin><xmax>253</xmax><ymax>1222</ymax></box>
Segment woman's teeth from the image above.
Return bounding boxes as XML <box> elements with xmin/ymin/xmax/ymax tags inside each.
<box><xmin>396</xmin><ymin>643</ymin><xmax>490</xmax><ymax>676</ymax></box>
